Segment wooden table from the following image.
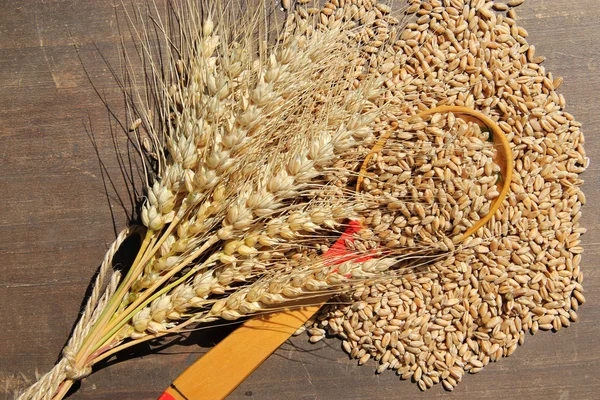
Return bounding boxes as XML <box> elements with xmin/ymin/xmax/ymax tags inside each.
<box><xmin>1</xmin><ymin>1</ymin><xmax>599</xmax><ymax>399</ymax></box>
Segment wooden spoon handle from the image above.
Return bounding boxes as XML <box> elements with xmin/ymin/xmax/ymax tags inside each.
<box><xmin>159</xmin><ymin>300</ymin><xmax>327</xmax><ymax>400</ymax></box>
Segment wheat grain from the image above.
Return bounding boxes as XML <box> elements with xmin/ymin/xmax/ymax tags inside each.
<box><xmin>305</xmin><ymin>0</ymin><xmax>587</xmax><ymax>392</ymax></box>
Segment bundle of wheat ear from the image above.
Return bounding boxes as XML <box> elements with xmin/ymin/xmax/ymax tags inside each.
<box><xmin>16</xmin><ymin>0</ymin><xmax>587</xmax><ymax>399</ymax></box>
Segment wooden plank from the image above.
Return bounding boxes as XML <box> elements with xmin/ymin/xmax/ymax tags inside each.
<box><xmin>0</xmin><ymin>1</ymin><xmax>599</xmax><ymax>399</ymax></box>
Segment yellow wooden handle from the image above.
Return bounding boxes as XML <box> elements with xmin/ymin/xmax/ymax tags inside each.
<box><xmin>159</xmin><ymin>299</ymin><xmax>326</xmax><ymax>400</ymax></box>
<box><xmin>161</xmin><ymin>106</ymin><xmax>513</xmax><ymax>400</ymax></box>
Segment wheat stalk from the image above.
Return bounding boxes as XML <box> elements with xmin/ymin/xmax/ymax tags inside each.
<box><xmin>15</xmin><ymin>1</ymin><xmax>422</xmax><ymax>398</ymax></box>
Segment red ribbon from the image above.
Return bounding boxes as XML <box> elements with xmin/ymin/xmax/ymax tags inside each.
<box><xmin>324</xmin><ymin>220</ymin><xmax>376</xmax><ymax>275</ymax></box>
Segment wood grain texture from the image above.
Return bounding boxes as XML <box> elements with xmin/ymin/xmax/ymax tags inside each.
<box><xmin>0</xmin><ymin>1</ymin><xmax>598</xmax><ymax>399</ymax></box>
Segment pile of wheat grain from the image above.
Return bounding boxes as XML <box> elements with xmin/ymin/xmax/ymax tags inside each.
<box><xmin>287</xmin><ymin>0</ymin><xmax>588</xmax><ymax>391</ymax></box>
